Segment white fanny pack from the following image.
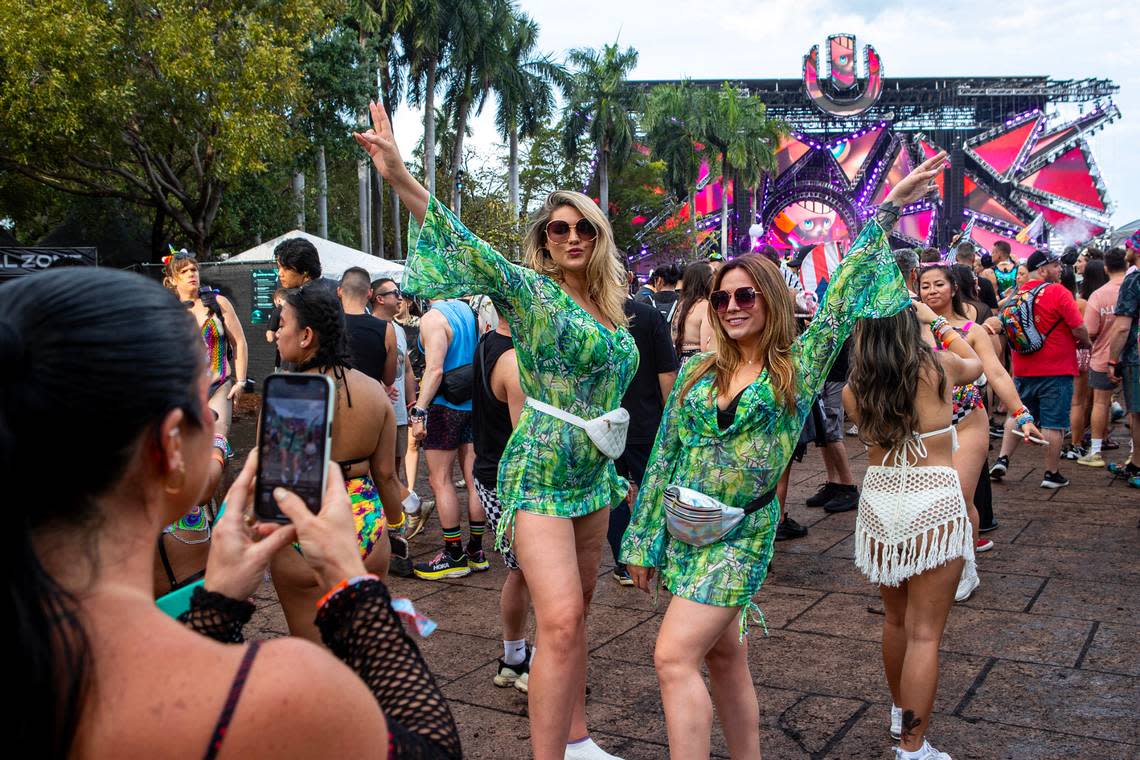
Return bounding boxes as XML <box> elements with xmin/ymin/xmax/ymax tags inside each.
<box><xmin>525</xmin><ymin>397</ymin><xmax>629</xmax><ymax>459</ymax></box>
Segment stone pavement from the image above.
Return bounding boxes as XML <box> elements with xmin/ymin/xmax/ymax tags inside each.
<box><xmin>246</xmin><ymin>437</ymin><xmax>1140</xmax><ymax>759</ymax></box>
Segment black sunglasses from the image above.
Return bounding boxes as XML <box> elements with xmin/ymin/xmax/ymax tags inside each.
<box><xmin>375</xmin><ymin>288</ymin><xmax>400</xmax><ymax>298</ymax></box>
<box><xmin>710</xmin><ymin>287</ymin><xmax>758</xmax><ymax>313</ymax></box>
<box><xmin>545</xmin><ymin>219</ymin><xmax>598</xmax><ymax>243</ymax></box>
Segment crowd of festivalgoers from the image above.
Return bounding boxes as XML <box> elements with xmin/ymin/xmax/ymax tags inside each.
<box><xmin>10</xmin><ymin>99</ymin><xmax>1139</xmax><ymax>760</ymax></box>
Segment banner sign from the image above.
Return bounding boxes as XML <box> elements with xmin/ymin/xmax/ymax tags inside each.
<box><xmin>0</xmin><ymin>247</ymin><xmax>98</xmax><ymax>278</ymax></box>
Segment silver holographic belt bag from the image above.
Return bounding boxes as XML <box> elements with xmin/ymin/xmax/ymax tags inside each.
<box><xmin>663</xmin><ymin>485</ymin><xmax>778</xmax><ymax>547</ymax></box>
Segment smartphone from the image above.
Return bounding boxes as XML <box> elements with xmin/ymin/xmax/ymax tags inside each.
<box><xmin>254</xmin><ymin>373</ymin><xmax>335</xmax><ymax>522</ymax></box>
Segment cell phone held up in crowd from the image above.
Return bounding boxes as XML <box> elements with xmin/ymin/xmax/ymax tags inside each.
<box><xmin>254</xmin><ymin>373</ymin><xmax>335</xmax><ymax>522</ymax></box>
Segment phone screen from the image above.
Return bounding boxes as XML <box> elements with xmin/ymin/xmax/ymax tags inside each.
<box><xmin>255</xmin><ymin>374</ymin><xmax>333</xmax><ymax>521</ymax></box>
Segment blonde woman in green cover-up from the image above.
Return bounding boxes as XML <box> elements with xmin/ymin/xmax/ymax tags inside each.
<box><xmin>621</xmin><ymin>152</ymin><xmax>949</xmax><ymax>759</ymax></box>
<box><xmin>356</xmin><ymin>102</ymin><xmax>637</xmax><ymax>760</ymax></box>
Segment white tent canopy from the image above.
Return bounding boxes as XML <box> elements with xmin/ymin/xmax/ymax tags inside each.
<box><xmin>225</xmin><ymin>230</ymin><xmax>404</xmax><ymax>282</ymax></box>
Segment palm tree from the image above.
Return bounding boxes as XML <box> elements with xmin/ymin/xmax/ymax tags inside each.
<box><xmin>490</xmin><ymin>10</ymin><xmax>569</xmax><ymax>225</ymax></box>
<box><xmin>442</xmin><ymin>0</ymin><xmax>510</xmax><ymax>210</ymax></box>
<box><xmin>401</xmin><ymin>0</ymin><xmax>448</xmax><ymax>196</ymax></box>
<box><xmin>563</xmin><ymin>43</ymin><xmax>640</xmax><ymax>218</ymax></box>
<box><xmin>698</xmin><ymin>83</ymin><xmax>786</xmax><ymax>257</ymax></box>
<box><xmin>643</xmin><ymin>82</ymin><xmax>704</xmax><ymax>256</ymax></box>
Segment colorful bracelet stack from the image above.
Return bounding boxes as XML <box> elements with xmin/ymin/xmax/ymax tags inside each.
<box><xmin>317</xmin><ymin>573</ymin><xmax>381</xmax><ymax>609</ymax></box>
<box><xmin>1012</xmin><ymin>405</ymin><xmax>1035</xmax><ymax>428</ymax></box>
<box><xmin>929</xmin><ymin>316</ymin><xmax>958</xmax><ymax>350</ymax></box>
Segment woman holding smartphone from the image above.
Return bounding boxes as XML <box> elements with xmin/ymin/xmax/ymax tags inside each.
<box><xmin>6</xmin><ymin>267</ymin><xmax>459</xmax><ymax>759</ymax></box>
<box><xmin>619</xmin><ymin>153</ymin><xmax>949</xmax><ymax>759</ymax></box>
<box><xmin>270</xmin><ymin>283</ymin><xmax>405</xmax><ymax>642</ymax></box>
<box><xmin>844</xmin><ymin>300</ymin><xmax>982</xmax><ymax>759</ymax></box>
<box><xmin>357</xmin><ymin>102</ymin><xmax>636</xmax><ymax>760</ymax></box>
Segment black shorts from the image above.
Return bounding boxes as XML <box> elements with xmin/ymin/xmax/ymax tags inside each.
<box><xmin>424</xmin><ymin>405</ymin><xmax>474</xmax><ymax>450</ymax></box>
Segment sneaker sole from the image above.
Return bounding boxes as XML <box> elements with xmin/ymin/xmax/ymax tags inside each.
<box><xmin>514</xmin><ymin>680</ymin><xmax>528</xmax><ymax>695</ymax></box>
<box><xmin>614</xmin><ymin>576</ymin><xmax>634</xmax><ymax>586</ymax></box>
<box><xmin>1075</xmin><ymin>460</ymin><xmax>1106</xmax><ymax>468</ymax></box>
<box><xmin>989</xmin><ymin>468</ymin><xmax>1006</xmax><ymax>480</ymax></box>
<box><xmin>1040</xmin><ymin>480</ymin><xmax>1070</xmax><ymax>489</ymax></box>
<box><xmin>976</xmin><ymin>542</ymin><xmax>994</xmax><ymax>553</ymax></box>
<box><xmin>413</xmin><ymin>566</ymin><xmax>472</xmax><ymax>580</ymax></box>
<box><xmin>493</xmin><ymin>673</ymin><xmax>521</xmax><ymax>687</ymax></box>
<box><xmin>468</xmin><ymin>561</ymin><xmax>490</xmax><ymax>572</ymax></box>
<box><xmin>978</xmin><ymin>522</ymin><xmax>999</xmax><ymax>534</ymax></box>
<box><xmin>955</xmin><ymin>582</ymin><xmax>979</xmax><ymax>603</ymax></box>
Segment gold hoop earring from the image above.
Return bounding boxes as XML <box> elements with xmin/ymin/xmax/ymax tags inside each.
<box><xmin>164</xmin><ymin>465</ymin><xmax>186</xmax><ymax>494</ymax></box>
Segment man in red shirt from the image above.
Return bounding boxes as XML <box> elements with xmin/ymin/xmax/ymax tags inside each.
<box><xmin>990</xmin><ymin>250</ymin><xmax>1091</xmax><ymax>488</ymax></box>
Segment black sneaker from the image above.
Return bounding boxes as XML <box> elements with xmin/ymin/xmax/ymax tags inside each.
<box><xmin>805</xmin><ymin>482</ymin><xmax>838</xmax><ymax>508</ymax></box>
<box><xmin>493</xmin><ymin>646</ymin><xmax>530</xmax><ymax>688</ymax></box>
<box><xmin>823</xmin><ymin>486</ymin><xmax>859</xmax><ymax>513</ymax></box>
<box><xmin>413</xmin><ymin>549</ymin><xmax>471</xmax><ymax>580</ymax></box>
<box><xmin>989</xmin><ymin>455</ymin><xmax>1009</xmax><ymax>480</ymax></box>
<box><xmin>612</xmin><ymin>565</ymin><xmax>634</xmax><ymax>586</ymax></box>
<box><xmin>1041</xmin><ymin>470</ymin><xmax>1070</xmax><ymax>489</ymax></box>
<box><xmin>775</xmin><ymin>517</ymin><xmax>808</xmax><ymax>541</ymax></box>
<box><xmin>388</xmin><ymin>532</ymin><xmax>414</xmax><ymax>578</ymax></box>
<box><xmin>989</xmin><ymin>423</ymin><xmax>1005</xmax><ymax>439</ymax></box>
<box><xmin>978</xmin><ymin>520</ymin><xmax>999</xmax><ymax>534</ymax></box>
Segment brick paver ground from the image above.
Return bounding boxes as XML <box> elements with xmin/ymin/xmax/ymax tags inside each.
<box><xmin>241</xmin><ymin>413</ymin><xmax>1139</xmax><ymax>759</ymax></box>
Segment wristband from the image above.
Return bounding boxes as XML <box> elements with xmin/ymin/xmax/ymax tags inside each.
<box><xmin>387</xmin><ymin>511</ymin><xmax>406</xmax><ymax>531</ymax></box>
<box><xmin>410</xmin><ymin>406</ymin><xmax>428</xmax><ymax>419</ymax></box>
<box><xmin>212</xmin><ymin>434</ymin><xmax>233</xmax><ymax>460</ymax></box>
<box><xmin>317</xmin><ymin>573</ymin><xmax>380</xmax><ymax>610</ymax></box>
<box><xmin>1012</xmin><ymin>405</ymin><xmax>1034</xmax><ymax>428</ymax></box>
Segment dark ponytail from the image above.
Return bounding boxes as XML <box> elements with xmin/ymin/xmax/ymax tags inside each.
<box><xmin>2</xmin><ymin>268</ymin><xmax>203</xmax><ymax>757</ymax></box>
<box><xmin>283</xmin><ymin>283</ymin><xmax>352</xmax><ymax>372</ymax></box>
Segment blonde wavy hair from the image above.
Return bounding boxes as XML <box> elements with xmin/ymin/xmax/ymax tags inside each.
<box><xmin>522</xmin><ymin>191</ymin><xmax>628</xmax><ymax>329</ymax></box>
<box><xmin>678</xmin><ymin>255</ymin><xmax>798</xmax><ymax>411</ymax></box>
<box><xmin>162</xmin><ymin>252</ymin><xmax>198</xmax><ymax>292</ymax></box>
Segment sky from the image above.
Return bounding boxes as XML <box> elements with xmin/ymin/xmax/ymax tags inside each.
<box><xmin>392</xmin><ymin>0</ymin><xmax>1140</xmax><ymax>227</ymax></box>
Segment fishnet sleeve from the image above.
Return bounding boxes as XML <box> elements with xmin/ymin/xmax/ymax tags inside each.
<box><xmin>316</xmin><ymin>579</ymin><xmax>462</xmax><ymax>760</ymax></box>
<box><xmin>179</xmin><ymin>586</ymin><xmax>255</xmax><ymax>643</ymax></box>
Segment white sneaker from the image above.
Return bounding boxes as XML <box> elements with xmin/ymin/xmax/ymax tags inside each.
<box><xmin>565</xmin><ymin>737</ymin><xmax>624</xmax><ymax>760</ymax></box>
<box><xmin>896</xmin><ymin>739</ymin><xmax>952</xmax><ymax>759</ymax></box>
<box><xmin>513</xmin><ymin>669</ymin><xmax>528</xmax><ymax>694</ymax></box>
<box><xmin>890</xmin><ymin>704</ymin><xmax>902</xmax><ymax>740</ymax></box>
<box><xmin>954</xmin><ymin>560</ymin><xmax>980</xmax><ymax>603</ymax></box>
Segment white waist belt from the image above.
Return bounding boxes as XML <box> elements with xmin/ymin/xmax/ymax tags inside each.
<box><xmin>525</xmin><ymin>397</ymin><xmax>629</xmax><ymax>460</ymax></box>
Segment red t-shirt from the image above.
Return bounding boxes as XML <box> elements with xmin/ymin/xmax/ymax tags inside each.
<box><xmin>1010</xmin><ymin>279</ymin><xmax>1085</xmax><ymax>377</ymax></box>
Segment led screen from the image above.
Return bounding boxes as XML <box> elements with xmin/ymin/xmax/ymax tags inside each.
<box><xmin>969</xmin><ymin>117</ymin><xmax>1039</xmax><ymax>177</ymax></box>
<box><xmin>830</xmin><ymin>126</ymin><xmax>883</xmax><ymax>184</ymax></box>
<box><xmin>767</xmin><ymin>199</ymin><xmax>850</xmax><ymax>249</ymax></box>
<box><xmin>1018</xmin><ymin>147</ymin><xmax>1105</xmax><ymax>210</ymax></box>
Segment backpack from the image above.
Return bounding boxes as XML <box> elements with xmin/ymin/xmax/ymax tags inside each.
<box><xmin>651</xmin><ymin>292</ymin><xmax>679</xmax><ymax>325</ymax></box>
<box><xmin>999</xmin><ymin>283</ymin><xmax>1061</xmax><ymax>354</ymax></box>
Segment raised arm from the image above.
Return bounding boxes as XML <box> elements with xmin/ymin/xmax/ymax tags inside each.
<box><xmin>356</xmin><ymin>101</ymin><xmax>539</xmax><ymax>312</ymax></box>
<box><xmin>793</xmin><ymin>152</ymin><xmax>947</xmax><ymax>395</ymax></box>
<box><xmin>354</xmin><ymin>101</ymin><xmax>430</xmax><ymax>224</ymax></box>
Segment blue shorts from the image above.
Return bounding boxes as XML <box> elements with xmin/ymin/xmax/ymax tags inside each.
<box><xmin>1014</xmin><ymin>375</ymin><xmax>1074</xmax><ymax>430</ymax></box>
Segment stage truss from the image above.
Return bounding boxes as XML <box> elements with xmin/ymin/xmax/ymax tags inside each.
<box><xmin>629</xmin><ymin>68</ymin><xmax>1121</xmax><ymax>255</ymax></box>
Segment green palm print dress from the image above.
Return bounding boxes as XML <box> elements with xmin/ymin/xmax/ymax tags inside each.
<box><xmin>620</xmin><ymin>219</ymin><xmax>909</xmax><ymax>633</ymax></box>
<box><xmin>404</xmin><ymin>196</ymin><xmax>639</xmax><ymax>544</ymax></box>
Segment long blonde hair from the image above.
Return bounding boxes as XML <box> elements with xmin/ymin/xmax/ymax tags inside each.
<box><xmin>522</xmin><ymin>191</ymin><xmax>628</xmax><ymax>328</ymax></box>
<box><xmin>678</xmin><ymin>255</ymin><xmax>798</xmax><ymax>411</ymax></box>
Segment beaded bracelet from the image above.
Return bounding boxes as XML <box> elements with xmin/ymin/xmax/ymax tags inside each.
<box><xmin>1012</xmin><ymin>405</ymin><xmax>1035</xmax><ymax>428</ymax></box>
<box><xmin>929</xmin><ymin>317</ymin><xmax>958</xmax><ymax>350</ymax></box>
<box><xmin>317</xmin><ymin>573</ymin><xmax>380</xmax><ymax>609</ymax></box>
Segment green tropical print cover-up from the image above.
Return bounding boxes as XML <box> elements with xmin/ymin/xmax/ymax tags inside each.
<box><xmin>620</xmin><ymin>219</ymin><xmax>909</xmax><ymax>625</ymax></box>
<box><xmin>404</xmin><ymin>196</ymin><xmax>639</xmax><ymax>544</ymax></box>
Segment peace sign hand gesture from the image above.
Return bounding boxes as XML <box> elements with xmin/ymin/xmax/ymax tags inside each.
<box><xmin>885</xmin><ymin>151</ymin><xmax>950</xmax><ymax>208</ymax></box>
<box><xmin>353</xmin><ymin>100</ymin><xmax>430</xmax><ymax>223</ymax></box>
<box><xmin>353</xmin><ymin>100</ymin><xmax>406</xmax><ymax>183</ymax></box>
